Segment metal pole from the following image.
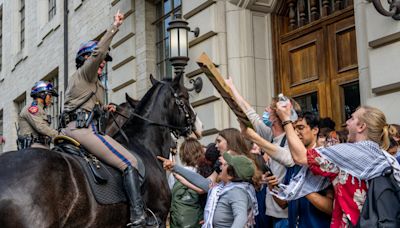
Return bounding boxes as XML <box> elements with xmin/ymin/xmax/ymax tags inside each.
<box><xmin>63</xmin><ymin>0</ymin><xmax>69</xmax><ymax>91</ymax></box>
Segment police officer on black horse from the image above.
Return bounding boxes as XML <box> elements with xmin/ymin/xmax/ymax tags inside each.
<box><xmin>17</xmin><ymin>81</ymin><xmax>59</xmax><ymax>149</ymax></box>
<box><xmin>60</xmin><ymin>10</ymin><xmax>146</xmax><ymax>227</ymax></box>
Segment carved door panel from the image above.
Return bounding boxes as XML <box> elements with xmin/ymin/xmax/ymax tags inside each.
<box><xmin>280</xmin><ymin>29</ymin><xmax>330</xmax><ymax>117</ymax></box>
<box><xmin>327</xmin><ymin>16</ymin><xmax>359</xmax><ymax>126</ymax></box>
<box><xmin>273</xmin><ymin>1</ymin><xmax>359</xmax><ymax>128</ymax></box>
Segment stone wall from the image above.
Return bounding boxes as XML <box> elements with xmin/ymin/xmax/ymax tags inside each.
<box><xmin>183</xmin><ymin>0</ymin><xmax>274</xmax><ymax>142</ymax></box>
<box><xmin>0</xmin><ymin>0</ymin><xmax>138</xmax><ymax>151</ymax></box>
<box><xmin>354</xmin><ymin>0</ymin><xmax>400</xmax><ymax>123</ymax></box>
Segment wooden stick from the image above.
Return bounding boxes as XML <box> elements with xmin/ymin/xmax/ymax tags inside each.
<box><xmin>196</xmin><ymin>53</ymin><xmax>253</xmax><ymax>128</ymax></box>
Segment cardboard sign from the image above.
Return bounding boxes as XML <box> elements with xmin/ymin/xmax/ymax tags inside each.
<box><xmin>196</xmin><ymin>53</ymin><xmax>253</xmax><ymax>128</ymax></box>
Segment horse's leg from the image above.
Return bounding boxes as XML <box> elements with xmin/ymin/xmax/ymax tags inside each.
<box><xmin>143</xmin><ymin>173</ymin><xmax>171</xmax><ymax>228</ymax></box>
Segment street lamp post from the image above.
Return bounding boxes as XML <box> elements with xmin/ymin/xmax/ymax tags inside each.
<box><xmin>167</xmin><ymin>15</ymin><xmax>203</xmax><ymax>93</ymax></box>
<box><xmin>167</xmin><ymin>17</ymin><xmax>190</xmax><ymax>76</ymax></box>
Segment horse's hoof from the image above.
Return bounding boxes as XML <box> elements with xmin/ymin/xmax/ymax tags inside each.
<box><xmin>126</xmin><ymin>224</ymin><xmax>145</xmax><ymax>228</ymax></box>
<box><xmin>145</xmin><ymin>216</ymin><xmax>160</xmax><ymax>227</ymax></box>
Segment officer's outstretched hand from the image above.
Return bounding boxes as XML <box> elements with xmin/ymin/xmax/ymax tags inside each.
<box><xmin>113</xmin><ymin>10</ymin><xmax>124</xmax><ymax>27</ymax></box>
<box><xmin>105</xmin><ymin>103</ymin><xmax>117</xmax><ymax>112</ymax></box>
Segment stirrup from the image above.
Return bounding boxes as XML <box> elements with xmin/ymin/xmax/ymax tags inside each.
<box><xmin>126</xmin><ymin>220</ymin><xmax>146</xmax><ymax>227</ymax></box>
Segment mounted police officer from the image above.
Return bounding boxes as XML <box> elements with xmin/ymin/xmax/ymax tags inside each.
<box><xmin>17</xmin><ymin>81</ymin><xmax>59</xmax><ymax>149</ymax></box>
<box><xmin>61</xmin><ymin>11</ymin><xmax>146</xmax><ymax>227</ymax></box>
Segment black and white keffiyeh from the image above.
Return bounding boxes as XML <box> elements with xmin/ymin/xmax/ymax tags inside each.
<box><xmin>202</xmin><ymin>182</ymin><xmax>258</xmax><ymax>228</ymax></box>
<box><xmin>272</xmin><ymin>140</ymin><xmax>400</xmax><ymax>200</ymax></box>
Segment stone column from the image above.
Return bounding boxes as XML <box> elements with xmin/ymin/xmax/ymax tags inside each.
<box><xmin>135</xmin><ymin>0</ymin><xmax>156</xmax><ymax>98</ymax></box>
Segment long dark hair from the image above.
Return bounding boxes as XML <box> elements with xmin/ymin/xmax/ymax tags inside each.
<box><xmin>218</xmin><ymin>128</ymin><xmax>251</xmax><ymax>156</ymax></box>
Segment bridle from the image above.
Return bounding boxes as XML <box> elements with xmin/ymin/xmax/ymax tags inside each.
<box><xmin>110</xmin><ymin>82</ymin><xmax>196</xmax><ymax>142</ymax></box>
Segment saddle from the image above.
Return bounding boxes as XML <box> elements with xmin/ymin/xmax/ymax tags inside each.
<box><xmin>52</xmin><ymin>135</ymin><xmax>146</xmax><ymax>205</ymax></box>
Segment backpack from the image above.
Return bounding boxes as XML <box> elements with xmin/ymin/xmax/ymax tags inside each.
<box><xmin>170</xmin><ymin>181</ymin><xmax>203</xmax><ymax>228</ymax></box>
<box><xmin>352</xmin><ymin>167</ymin><xmax>400</xmax><ymax>228</ymax></box>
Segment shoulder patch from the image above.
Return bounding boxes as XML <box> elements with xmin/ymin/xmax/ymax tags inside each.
<box><xmin>28</xmin><ymin>106</ymin><xmax>39</xmax><ymax>114</ymax></box>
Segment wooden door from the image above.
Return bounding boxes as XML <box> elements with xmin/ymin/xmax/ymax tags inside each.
<box><xmin>273</xmin><ymin>0</ymin><xmax>359</xmax><ymax>128</ymax></box>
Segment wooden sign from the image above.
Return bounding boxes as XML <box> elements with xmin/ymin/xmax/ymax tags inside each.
<box><xmin>196</xmin><ymin>53</ymin><xmax>253</xmax><ymax>128</ymax></box>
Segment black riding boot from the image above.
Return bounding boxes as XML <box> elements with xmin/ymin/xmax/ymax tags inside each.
<box><xmin>123</xmin><ymin>166</ymin><xmax>146</xmax><ymax>227</ymax></box>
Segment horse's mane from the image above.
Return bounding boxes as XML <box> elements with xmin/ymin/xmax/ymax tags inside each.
<box><xmin>133</xmin><ymin>79</ymin><xmax>171</xmax><ymax>113</ymax></box>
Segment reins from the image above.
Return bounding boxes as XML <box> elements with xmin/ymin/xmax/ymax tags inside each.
<box><xmin>110</xmin><ymin>82</ymin><xmax>195</xmax><ymax>141</ymax></box>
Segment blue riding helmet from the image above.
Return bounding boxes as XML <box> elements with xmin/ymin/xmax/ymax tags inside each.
<box><xmin>75</xmin><ymin>40</ymin><xmax>112</xmax><ymax>68</ymax></box>
<box><xmin>30</xmin><ymin>81</ymin><xmax>58</xmax><ymax>98</ymax></box>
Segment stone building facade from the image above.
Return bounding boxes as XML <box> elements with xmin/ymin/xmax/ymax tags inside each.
<box><xmin>0</xmin><ymin>0</ymin><xmax>398</xmax><ymax>151</ymax></box>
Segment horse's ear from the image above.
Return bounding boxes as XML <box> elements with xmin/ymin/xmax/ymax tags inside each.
<box><xmin>125</xmin><ymin>93</ymin><xmax>139</xmax><ymax>108</ymax></box>
<box><xmin>150</xmin><ymin>74</ymin><xmax>159</xmax><ymax>85</ymax></box>
<box><xmin>172</xmin><ymin>73</ymin><xmax>184</xmax><ymax>89</ymax></box>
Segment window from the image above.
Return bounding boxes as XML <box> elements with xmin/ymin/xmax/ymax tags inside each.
<box><xmin>19</xmin><ymin>0</ymin><xmax>25</xmax><ymax>50</ymax></box>
<box><xmin>0</xmin><ymin>7</ymin><xmax>2</xmax><ymax>72</ymax></box>
<box><xmin>294</xmin><ymin>92</ymin><xmax>319</xmax><ymax>115</ymax></box>
<box><xmin>48</xmin><ymin>0</ymin><xmax>56</xmax><ymax>21</ymax></box>
<box><xmin>100</xmin><ymin>64</ymin><xmax>109</xmax><ymax>104</ymax></box>
<box><xmin>342</xmin><ymin>82</ymin><xmax>360</xmax><ymax>121</ymax></box>
<box><xmin>14</xmin><ymin>93</ymin><xmax>26</xmax><ymax>115</ymax></box>
<box><xmin>43</xmin><ymin>74</ymin><xmax>59</xmax><ymax>129</ymax></box>
<box><xmin>154</xmin><ymin>0</ymin><xmax>182</xmax><ymax>79</ymax></box>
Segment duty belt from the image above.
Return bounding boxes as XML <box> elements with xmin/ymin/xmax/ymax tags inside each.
<box><xmin>33</xmin><ymin>135</ymin><xmax>52</xmax><ymax>146</ymax></box>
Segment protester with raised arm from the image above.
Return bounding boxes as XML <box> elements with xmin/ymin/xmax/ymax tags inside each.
<box><xmin>271</xmin><ymin>104</ymin><xmax>399</xmax><ymax>227</ymax></box>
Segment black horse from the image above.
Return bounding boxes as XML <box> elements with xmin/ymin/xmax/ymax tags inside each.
<box><xmin>0</xmin><ymin>74</ymin><xmax>202</xmax><ymax>227</ymax></box>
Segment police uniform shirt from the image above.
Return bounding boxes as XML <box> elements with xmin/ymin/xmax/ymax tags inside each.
<box><xmin>19</xmin><ymin>101</ymin><xmax>58</xmax><ymax>138</ymax></box>
<box><xmin>63</xmin><ymin>25</ymin><xmax>119</xmax><ymax>113</ymax></box>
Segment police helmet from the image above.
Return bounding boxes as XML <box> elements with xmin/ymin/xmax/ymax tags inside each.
<box><xmin>30</xmin><ymin>81</ymin><xmax>58</xmax><ymax>98</ymax></box>
<box><xmin>75</xmin><ymin>40</ymin><xmax>112</xmax><ymax>68</ymax></box>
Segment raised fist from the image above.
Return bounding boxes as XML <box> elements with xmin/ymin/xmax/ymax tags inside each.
<box><xmin>113</xmin><ymin>10</ymin><xmax>124</xmax><ymax>27</ymax></box>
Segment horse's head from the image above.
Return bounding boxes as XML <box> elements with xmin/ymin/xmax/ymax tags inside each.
<box><xmin>142</xmin><ymin>74</ymin><xmax>202</xmax><ymax>138</ymax></box>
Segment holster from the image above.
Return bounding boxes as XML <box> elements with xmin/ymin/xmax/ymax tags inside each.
<box><xmin>33</xmin><ymin>135</ymin><xmax>52</xmax><ymax>146</ymax></box>
<box><xmin>17</xmin><ymin>136</ymin><xmax>33</xmax><ymax>150</ymax></box>
<box><xmin>93</xmin><ymin>104</ymin><xmax>106</xmax><ymax>135</ymax></box>
<box><xmin>58</xmin><ymin>112</ymin><xmax>69</xmax><ymax>129</ymax></box>
<box><xmin>75</xmin><ymin>109</ymin><xmax>89</xmax><ymax>129</ymax></box>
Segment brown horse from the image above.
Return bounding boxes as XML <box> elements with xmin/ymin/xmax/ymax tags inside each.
<box><xmin>0</xmin><ymin>74</ymin><xmax>202</xmax><ymax>228</ymax></box>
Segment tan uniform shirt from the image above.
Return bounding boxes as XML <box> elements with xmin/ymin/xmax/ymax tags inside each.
<box><xmin>18</xmin><ymin>101</ymin><xmax>58</xmax><ymax>138</ymax></box>
<box><xmin>64</xmin><ymin>25</ymin><xmax>119</xmax><ymax>113</ymax></box>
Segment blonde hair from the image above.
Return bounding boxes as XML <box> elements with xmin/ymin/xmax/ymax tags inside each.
<box><xmin>357</xmin><ymin>106</ymin><xmax>398</xmax><ymax>150</ymax></box>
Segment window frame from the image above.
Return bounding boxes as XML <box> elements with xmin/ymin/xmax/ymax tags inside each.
<box><xmin>19</xmin><ymin>0</ymin><xmax>25</xmax><ymax>50</ymax></box>
<box><xmin>154</xmin><ymin>0</ymin><xmax>182</xmax><ymax>79</ymax></box>
<box><xmin>48</xmin><ymin>0</ymin><xmax>56</xmax><ymax>21</ymax></box>
<box><xmin>42</xmin><ymin>72</ymin><xmax>60</xmax><ymax>130</ymax></box>
<box><xmin>0</xmin><ymin>7</ymin><xmax>3</xmax><ymax>72</ymax></box>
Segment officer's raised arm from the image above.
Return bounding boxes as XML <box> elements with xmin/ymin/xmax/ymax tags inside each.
<box><xmin>78</xmin><ymin>10</ymin><xmax>124</xmax><ymax>83</ymax></box>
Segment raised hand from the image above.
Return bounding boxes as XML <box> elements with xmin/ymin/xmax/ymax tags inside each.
<box><xmin>113</xmin><ymin>10</ymin><xmax>124</xmax><ymax>27</ymax></box>
<box><xmin>224</xmin><ymin>76</ymin><xmax>235</xmax><ymax>89</ymax></box>
<box><xmin>276</xmin><ymin>101</ymin><xmax>292</xmax><ymax>122</ymax></box>
<box><xmin>239</xmin><ymin>121</ymin><xmax>257</xmax><ymax>140</ymax></box>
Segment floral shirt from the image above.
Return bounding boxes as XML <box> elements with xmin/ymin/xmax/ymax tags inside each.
<box><xmin>307</xmin><ymin>148</ymin><xmax>368</xmax><ymax>228</ymax></box>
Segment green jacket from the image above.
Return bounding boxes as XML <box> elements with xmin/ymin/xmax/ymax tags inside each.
<box><xmin>170</xmin><ymin>180</ymin><xmax>203</xmax><ymax>228</ymax></box>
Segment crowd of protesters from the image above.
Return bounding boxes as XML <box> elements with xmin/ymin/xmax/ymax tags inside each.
<box><xmin>158</xmin><ymin>77</ymin><xmax>400</xmax><ymax>228</ymax></box>
<box><xmin>8</xmin><ymin>8</ymin><xmax>399</xmax><ymax>228</ymax></box>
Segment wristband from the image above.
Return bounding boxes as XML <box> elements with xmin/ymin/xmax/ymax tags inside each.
<box><xmin>282</xmin><ymin>120</ymin><xmax>292</xmax><ymax>127</ymax></box>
